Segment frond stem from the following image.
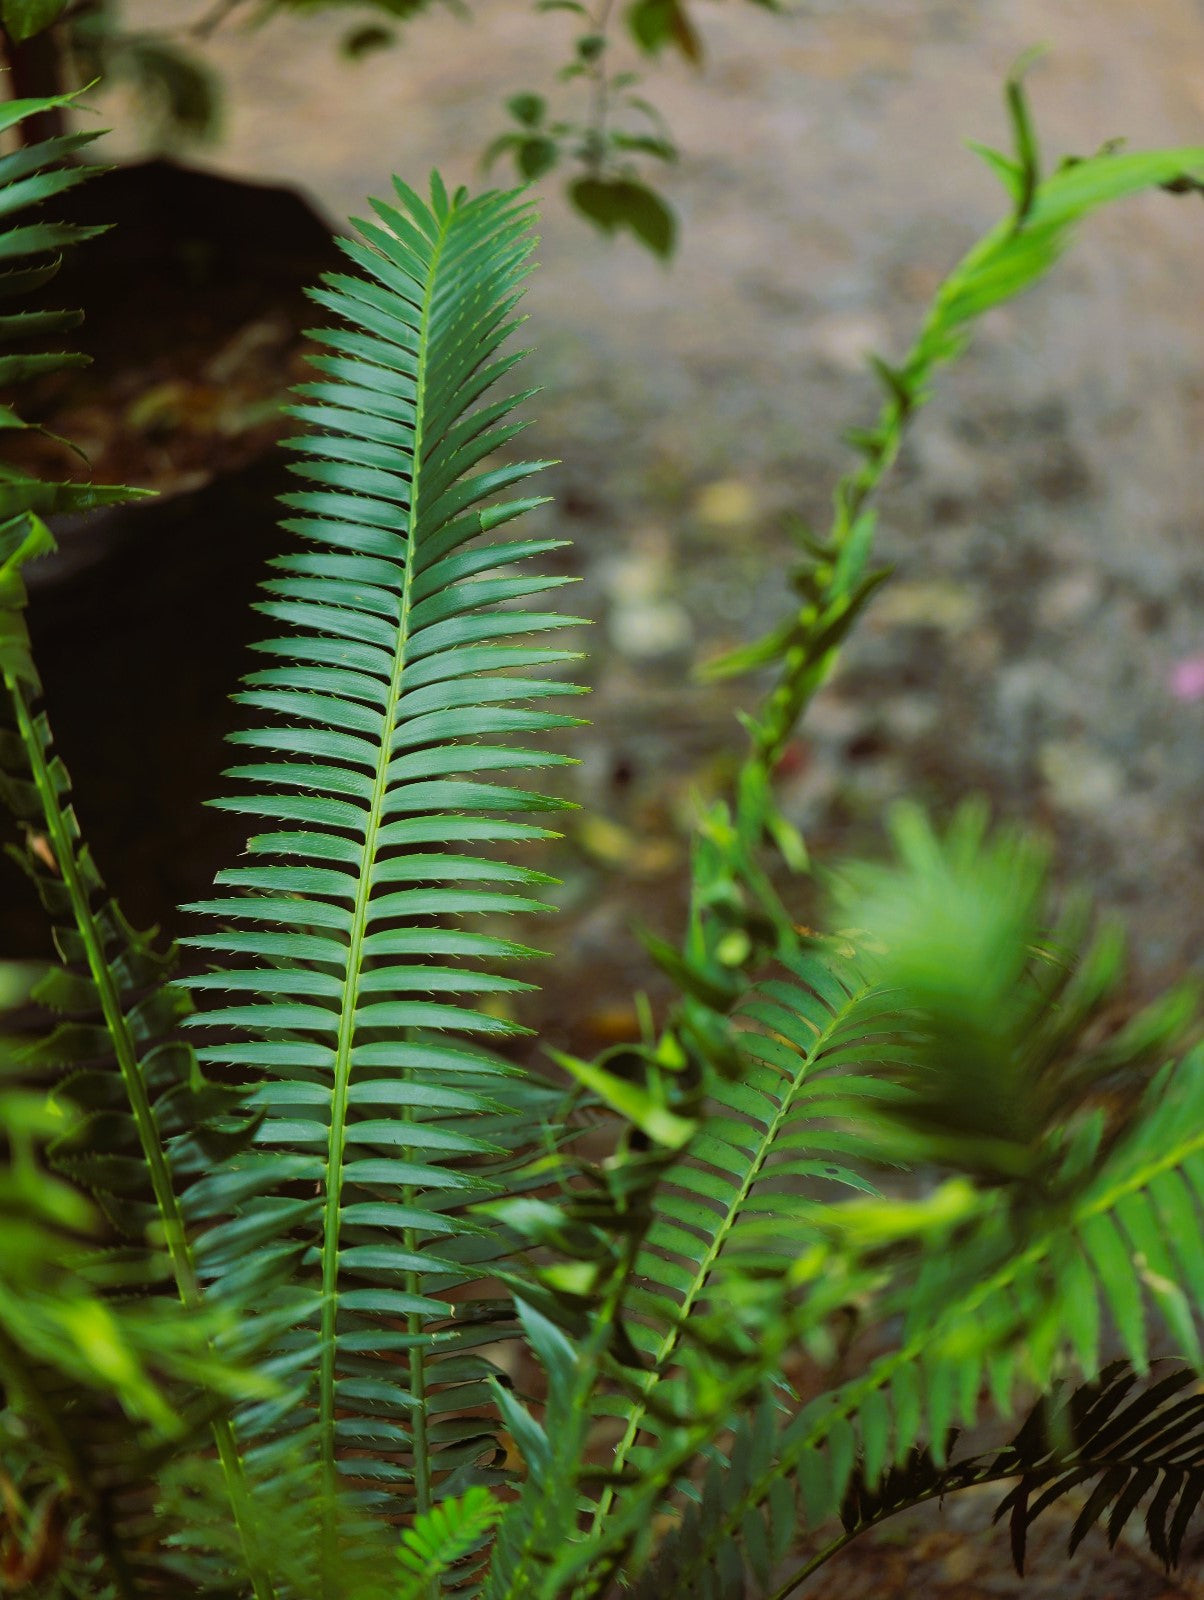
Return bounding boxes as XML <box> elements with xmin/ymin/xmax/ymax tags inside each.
<box><xmin>6</xmin><ymin>677</ymin><xmax>195</xmax><ymax>1301</ymax></box>
<box><xmin>583</xmin><ymin>0</ymin><xmax>618</xmax><ymax>175</ymax></box>
<box><xmin>768</xmin><ymin>1529</ymin><xmax>857</xmax><ymax>1600</ymax></box>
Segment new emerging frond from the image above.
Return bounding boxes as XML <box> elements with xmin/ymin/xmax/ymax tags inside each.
<box><xmin>396</xmin><ymin>1485</ymin><xmax>502</xmax><ymax>1599</ymax></box>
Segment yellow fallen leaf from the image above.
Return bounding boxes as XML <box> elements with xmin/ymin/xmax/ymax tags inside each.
<box><xmin>694</xmin><ymin>477</ymin><xmax>756</xmax><ymax>529</ymax></box>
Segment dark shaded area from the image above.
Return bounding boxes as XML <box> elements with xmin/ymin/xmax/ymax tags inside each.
<box><xmin>12</xmin><ymin>459</ymin><xmax>287</xmax><ymax>956</ymax></box>
<box><xmin>52</xmin><ymin>156</ymin><xmax>336</xmax><ymax>315</ymax></box>
<box><xmin>2</xmin><ymin>160</ymin><xmax>340</xmax><ymax>955</ymax></box>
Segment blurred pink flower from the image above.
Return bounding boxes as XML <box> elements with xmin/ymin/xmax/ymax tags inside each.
<box><xmin>1169</xmin><ymin>655</ymin><xmax>1204</xmax><ymax>702</ymax></box>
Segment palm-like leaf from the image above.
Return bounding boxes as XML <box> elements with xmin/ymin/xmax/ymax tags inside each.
<box><xmin>632</xmin><ymin>1040</ymin><xmax>1204</xmax><ymax>1599</ymax></box>
<box><xmin>181</xmin><ymin>177</ymin><xmax>585</xmax><ymax>1548</ymax></box>
<box><xmin>591</xmin><ymin>947</ymin><xmax>886</xmax><ymax>1511</ymax></box>
<box><xmin>994</xmin><ymin>1361</ymin><xmax>1204</xmax><ymax>1571</ymax></box>
<box><xmin>830</xmin><ymin>1361</ymin><xmax>1204</xmax><ymax>1585</ymax></box>
<box><xmin>620</xmin><ymin>795</ymin><xmax>1197</xmax><ymax>1599</ymax></box>
<box><xmin>0</xmin><ymin>92</ymin><xmax>142</xmax><ymax>525</ymax></box>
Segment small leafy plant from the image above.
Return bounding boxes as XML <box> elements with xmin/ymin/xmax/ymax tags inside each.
<box><xmin>1</xmin><ymin>69</ymin><xmax>1203</xmax><ymax>1600</ymax></box>
<box><xmin>1</xmin><ymin>0</ymin><xmax>774</xmax><ymax>254</ymax></box>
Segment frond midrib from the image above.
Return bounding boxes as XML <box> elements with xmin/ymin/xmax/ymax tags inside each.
<box><xmin>316</xmin><ymin>202</ymin><xmax>451</xmax><ymax>1536</ymax></box>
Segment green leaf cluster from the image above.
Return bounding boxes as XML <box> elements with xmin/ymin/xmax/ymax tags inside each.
<box><xmin>0</xmin><ymin>0</ymin><xmax>69</xmax><ymax>44</ymax></box>
<box><xmin>484</xmin><ymin>15</ymin><xmax>682</xmax><ymax>260</ymax></box>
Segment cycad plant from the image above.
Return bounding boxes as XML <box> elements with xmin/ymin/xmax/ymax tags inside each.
<box><xmin>1</xmin><ymin>72</ymin><xmax>1203</xmax><ymax>1600</ymax></box>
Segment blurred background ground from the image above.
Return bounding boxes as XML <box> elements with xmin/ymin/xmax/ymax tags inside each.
<box><xmin>797</xmin><ymin>1482</ymin><xmax>1204</xmax><ymax>1598</ymax></box>
<box><xmin>3</xmin><ymin>5</ymin><xmax>1203</xmax><ymax>1584</ymax></box>
<box><xmin>10</xmin><ymin>0</ymin><xmax>1200</xmax><ymax>1021</ymax></box>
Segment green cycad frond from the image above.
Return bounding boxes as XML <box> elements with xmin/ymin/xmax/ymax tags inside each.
<box><xmin>0</xmin><ymin>101</ymin><xmax>227</xmax><ymax>1288</ymax></box>
<box><xmin>625</xmin><ymin>805</ymin><xmax>1198</xmax><ymax>1598</ymax></box>
<box><xmin>484</xmin><ymin>1301</ymin><xmax>597</xmax><ymax>1600</ymax></box>
<box><xmin>479</xmin><ymin>938</ymin><xmax>901</xmax><ymax>1600</ymax></box>
<box><xmin>588</xmin><ymin>947</ymin><xmax>884</xmax><ymax>1512</ymax></box>
<box><xmin>825</xmin><ymin>801</ymin><xmax>1197</xmax><ymax>1185</ymax></box>
<box><xmin>626</xmin><ymin>1396</ymin><xmax>810</xmax><ymax>1600</ymax></box>
<box><xmin>638</xmin><ymin>1041</ymin><xmax>1204</xmax><ymax>1599</ymax></box>
<box><xmin>0</xmin><ymin>92</ymin><xmax>148</xmax><ymax>525</ymax></box>
<box><xmin>158</xmin><ymin>1446</ymin><xmax>401</xmax><ymax>1600</ymax></box>
<box><xmin>181</xmin><ymin>176</ymin><xmax>585</xmax><ymax>1537</ymax></box>
<box><xmin>1</xmin><ymin>519</ymin><xmax>272</xmax><ymax>1589</ymax></box>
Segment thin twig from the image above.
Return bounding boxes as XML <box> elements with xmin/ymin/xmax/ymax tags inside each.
<box><xmin>189</xmin><ymin>0</ymin><xmax>251</xmax><ymax>41</ymax></box>
<box><xmin>583</xmin><ymin>0</ymin><xmax>616</xmax><ymax>174</ymax></box>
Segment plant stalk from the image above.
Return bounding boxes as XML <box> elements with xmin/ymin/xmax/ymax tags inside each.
<box><xmin>2</xmin><ymin>661</ymin><xmax>277</xmax><ymax>1600</ymax></box>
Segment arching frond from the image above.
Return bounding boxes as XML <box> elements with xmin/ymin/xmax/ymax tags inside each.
<box><xmin>181</xmin><ymin>175</ymin><xmax>585</xmax><ymax>1546</ymax></box>
<box><xmin>994</xmin><ymin>1361</ymin><xmax>1204</xmax><ymax>1573</ymax></box>
<box><xmin>618</xmin><ymin>796</ymin><xmax>1197</xmax><ymax>1599</ymax></box>
<box><xmin>588</xmin><ymin>946</ymin><xmax>885</xmax><ymax>1513</ymax></box>
<box><xmin>629</xmin><ymin>1040</ymin><xmax>1204</xmax><ymax>1599</ymax></box>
